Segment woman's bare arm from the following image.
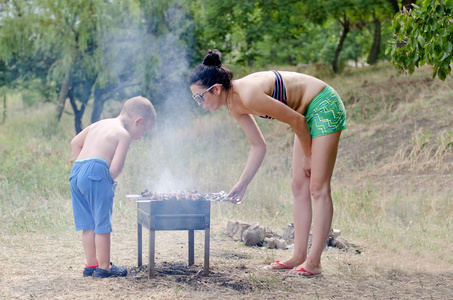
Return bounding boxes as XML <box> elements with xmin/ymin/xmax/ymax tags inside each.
<box><xmin>228</xmin><ymin>112</ymin><xmax>267</xmax><ymax>200</ymax></box>
<box><xmin>241</xmin><ymin>88</ymin><xmax>312</xmax><ymax>157</ymax></box>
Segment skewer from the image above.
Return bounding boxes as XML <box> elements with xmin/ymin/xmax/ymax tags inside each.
<box><xmin>126</xmin><ymin>190</ymin><xmax>241</xmax><ymax>204</ymax></box>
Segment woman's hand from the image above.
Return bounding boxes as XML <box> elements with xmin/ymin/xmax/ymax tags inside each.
<box><xmin>228</xmin><ymin>181</ymin><xmax>248</xmax><ymax>204</ymax></box>
<box><xmin>303</xmin><ymin>155</ymin><xmax>312</xmax><ymax>177</ymax></box>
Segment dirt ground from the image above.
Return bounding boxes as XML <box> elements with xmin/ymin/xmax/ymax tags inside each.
<box><xmin>1</xmin><ymin>215</ymin><xmax>452</xmax><ymax>300</ymax></box>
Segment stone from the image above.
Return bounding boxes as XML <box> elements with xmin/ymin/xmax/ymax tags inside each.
<box><xmin>331</xmin><ymin>236</ymin><xmax>349</xmax><ymax>249</ymax></box>
<box><xmin>282</xmin><ymin>223</ymin><xmax>295</xmax><ymax>242</ymax></box>
<box><xmin>226</xmin><ymin>220</ymin><xmax>236</xmax><ymax>237</ymax></box>
<box><xmin>226</xmin><ymin>220</ymin><xmax>251</xmax><ymax>241</ymax></box>
<box><xmin>275</xmin><ymin>239</ymin><xmax>287</xmax><ymax>250</ymax></box>
<box><xmin>263</xmin><ymin>237</ymin><xmax>277</xmax><ymax>249</ymax></box>
<box><xmin>263</xmin><ymin>226</ymin><xmax>274</xmax><ymax>238</ymax></box>
<box><xmin>331</xmin><ymin>228</ymin><xmax>341</xmax><ymax>238</ymax></box>
<box><xmin>242</xmin><ymin>224</ymin><xmax>265</xmax><ymax>246</ymax></box>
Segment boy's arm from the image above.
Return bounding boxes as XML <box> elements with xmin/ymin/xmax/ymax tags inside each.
<box><xmin>109</xmin><ymin>132</ymin><xmax>131</xmax><ymax>180</ymax></box>
<box><xmin>70</xmin><ymin>127</ymin><xmax>89</xmax><ymax>159</ymax></box>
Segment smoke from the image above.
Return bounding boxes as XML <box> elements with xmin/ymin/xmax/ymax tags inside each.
<box><xmin>102</xmin><ymin>3</ymin><xmax>199</xmax><ymax>192</ymax></box>
<box><xmin>142</xmin><ymin>6</ymin><xmax>198</xmax><ymax>192</ymax></box>
<box><xmin>101</xmin><ymin>2</ymin><xmax>197</xmax><ymax>126</ymax></box>
<box><xmin>153</xmin><ymin>169</ymin><xmax>192</xmax><ymax>193</ymax></box>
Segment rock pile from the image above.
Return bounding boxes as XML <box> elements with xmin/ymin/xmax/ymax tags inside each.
<box><xmin>227</xmin><ymin>220</ymin><xmax>287</xmax><ymax>249</ymax></box>
<box><xmin>227</xmin><ymin>220</ymin><xmax>349</xmax><ymax>251</ymax></box>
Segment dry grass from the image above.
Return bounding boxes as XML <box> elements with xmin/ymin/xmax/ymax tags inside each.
<box><xmin>1</xmin><ymin>219</ymin><xmax>452</xmax><ymax>299</ymax></box>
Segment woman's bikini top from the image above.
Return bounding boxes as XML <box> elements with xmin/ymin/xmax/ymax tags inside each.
<box><xmin>260</xmin><ymin>70</ymin><xmax>287</xmax><ymax>119</ymax></box>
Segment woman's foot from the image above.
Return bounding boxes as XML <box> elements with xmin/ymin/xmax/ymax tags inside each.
<box><xmin>265</xmin><ymin>258</ymin><xmax>305</xmax><ymax>271</ymax></box>
<box><xmin>286</xmin><ymin>261</ymin><xmax>322</xmax><ymax>277</ymax></box>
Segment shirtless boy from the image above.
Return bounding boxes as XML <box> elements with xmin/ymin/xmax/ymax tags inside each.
<box><xmin>69</xmin><ymin>96</ymin><xmax>156</xmax><ymax>278</ymax></box>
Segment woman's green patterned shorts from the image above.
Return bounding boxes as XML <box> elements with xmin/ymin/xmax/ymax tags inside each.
<box><xmin>304</xmin><ymin>85</ymin><xmax>347</xmax><ymax>138</ymax></box>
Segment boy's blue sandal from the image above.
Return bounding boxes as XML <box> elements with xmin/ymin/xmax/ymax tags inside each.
<box><xmin>83</xmin><ymin>264</ymin><xmax>98</xmax><ymax>277</ymax></box>
<box><xmin>93</xmin><ymin>263</ymin><xmax>127</xmax><ymax>278</ymax></box>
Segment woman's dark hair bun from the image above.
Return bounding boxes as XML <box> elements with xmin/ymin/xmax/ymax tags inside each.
<box><xmin>203</xmin><ymin>49</ymin><xmax>222</xmax><ymax>68</ymax></box>
<box><xmin>190</xmin><ymin>48</ymin><xmax>232</xmax><ymax>90</ymax></box>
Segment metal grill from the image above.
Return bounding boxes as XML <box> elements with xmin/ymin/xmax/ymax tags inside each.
<box><xmin>129</xmin><ymin>196</ymin><xmax>211</xmax><ymax>278</ymax></box>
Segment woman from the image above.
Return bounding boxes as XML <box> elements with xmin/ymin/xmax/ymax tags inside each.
<box><xmin>189</xmin><ymin>49</ymin><xmax>346</xmax><ymax>277</ymax></box>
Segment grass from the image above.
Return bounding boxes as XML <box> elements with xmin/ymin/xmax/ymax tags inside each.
<box><xmin>0</xmin><ymin>62</ymin><xmax>452</xmax><ymax>268</ymax></box>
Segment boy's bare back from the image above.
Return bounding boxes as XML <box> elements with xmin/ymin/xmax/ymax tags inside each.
<box><xmin>70</xmin><ymin>96</ymin><xmax>156</xmax><ymax>180</ymax></box>
<box><xmin>71</xmin><ymin>118</ymin><xmax>131</xmax><ymax>180</ymax></box>
<box><xmin>74</xmin><ymin>119</ymin><xmax>130</xmax><ymax>164</ymax></box>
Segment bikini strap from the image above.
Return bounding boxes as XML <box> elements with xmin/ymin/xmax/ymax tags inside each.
<box><xmin>271</xmin><ymin>70</ymin><xmax>287</xmax><ymax>104</ymax></box>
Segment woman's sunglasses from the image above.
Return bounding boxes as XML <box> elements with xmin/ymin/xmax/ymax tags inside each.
<box><xmin>192</xmin><ymin>84</ymin><xmax>222</xmax><ymax>104</ymax></box>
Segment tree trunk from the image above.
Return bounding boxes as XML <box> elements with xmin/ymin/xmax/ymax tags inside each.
<box><xmin>368</xmin><ymin>16</ymin><xmax>381</xmax><ymax>65</ymax></box>
<box><xmin>332</xmin><ymin>16</ymin><xmax>350</xmax><ymax>74</ymax></box>
<box><xmin>90</xmin><ymin>82</ymin><xmax>141</xmax><ymax>123</ymax></box>
<box><xmin>91</xmin><ymin>88</ymin><xmax>107</xmax><ymax>123</ymax></box>
<box><xmin>387</xmin><ymin>0</ymin><xmax>399</xmax><ymax>13</ymax></box>
<box><xmin>68</xmin><ymin>89</ymin><xmax>87</xmax><ymax>134</ymax></box>
<box><xmin>55</xmin><ymin>71</ymin><xmax>72</xmax><ymax>122</ymax></box>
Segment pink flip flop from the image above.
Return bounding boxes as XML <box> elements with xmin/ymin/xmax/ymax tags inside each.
<box><xmin>264</xmin><ymin>260</ymin><xmax>293</xmax><ymax>271</ymax></box>
<box><xmin>285</xmin><ymin>267</ymin><xmax>322</xmax><ymax>277</ymax></box>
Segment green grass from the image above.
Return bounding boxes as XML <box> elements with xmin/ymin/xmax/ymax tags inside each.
<box><xmin>0</xmin><ymin>102</ymin><xmax>74</xmax><ymax>233</ymax></box>
<box><xmin>0</xmin><ymin>63</ymin><xmax>452</xmax><ymax>266</ymax></box>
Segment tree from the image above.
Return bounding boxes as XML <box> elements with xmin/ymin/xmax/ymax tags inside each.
<box><xmin>1</xmin><ymin>0</ymin><xmax>196</xmax><ymax>133</ymax></box>
<box><xmin>361</xmin><ymin>0</ymin><xmax>395</xmax><ymax>65</ymax></box>
<box><xmin>36</xmin><ymin>0</ymin><xmax>115</xmax><ymax>132</ymax></box>
<box><xmin>304</xmin><ymin>0</ymin><xmax>363</xmax><ymax>73</ymax></box>
<box><xmin>191</xmin><ymin>0</ymin><xmax>306</xmax><ymax>67</ymax></box>
<box><xmin>0</xmin><ymin>0</ymin><xmax>108</xmax><ymax>132</ymax></box>
<box><xmin>387</xmin><ymin>0</ymin><xmax>453</xmax><ymax>80</ymax></box>
<box><xmin>0</xmin><ymin>1</ymin><xmax>55</xmax><ymax>99</ymax></box>
<box><xmin>192</xmin><ymin>0</ymin><xmax>262</xmax><ymax>66</ymax></box>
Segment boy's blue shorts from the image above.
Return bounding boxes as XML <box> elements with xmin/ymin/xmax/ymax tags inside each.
<box><xmin>69</xmin><ymin>158</ymin><xmax>115</xmax><ymax>234</ymax></box>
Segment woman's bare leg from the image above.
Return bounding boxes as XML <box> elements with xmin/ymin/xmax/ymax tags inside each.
<box><xmin>290</xmin><ymin>131</ymin><xmax>341</xmax><ymax>275</ymax></box>
<box><xmin>268</xmin><ymin>134</ymin><xmax>312</xmax><ymax>269</ymax></box>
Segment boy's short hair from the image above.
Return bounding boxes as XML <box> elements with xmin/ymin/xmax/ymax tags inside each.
<box><xmin>121</xmin><ymin>96</ymin><xmax>156</xmax><ymax>123</ymax></box>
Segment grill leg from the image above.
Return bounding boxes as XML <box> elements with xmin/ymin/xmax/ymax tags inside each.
<box><xmin>204</xmin><ymin>227</ymin><xmax>210</xmax><ymax>275</ymax></box>
<box><xmin>138</xmin><ymin>223</ymin><xmax>142</xmax><ymax>267</ymax></box>
<box><xmin>188</xmin><ymin>230</ymin><xmax>194</xmax><ymax>266</ymax></box>
<box><xmin>148</xmin><ymin>230</ymin><xmax>155</xmax><ymax>278</ymax></box>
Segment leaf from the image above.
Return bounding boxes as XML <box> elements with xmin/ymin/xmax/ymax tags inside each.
<box><xmin>438</xmin><ymin>68</ymin><xmax>446</xmax><ymax>81</ymax></box>
<box><xmin>419</xmin><ymin>57</ymin><xmax>425</xmax><ymax>66</ymax></box>
<box><xmin>446</xmin><ymin>43</ymin><xmax>453</xmax><ymax>54</ymax></box>
<box><xmin>436</xmin><ymin>5</ymin><xmax>444</xmax><ymax>15</ymax></box>
<box><xmin>417</xmin><ymin>35</ymin><xmax>425</xmax><ymax>47</ymax></box>
<box><xmin>439</xmin><ymin>51</ymin><xmax>449</xmax><ymax>62</ymax></box>
<box><xmin>385</xmin><ymin>44</ymin><xmax>394</xmax><ymax>56</ymax></box>
<box><xmin>408</xmin><ymin>62</ymin><xmax>415</xmax><ymax>74</ymax></box>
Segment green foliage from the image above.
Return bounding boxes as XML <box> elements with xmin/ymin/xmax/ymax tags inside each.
<box><xmin>0</xmin><ymin>0</ymin><xmax>197</xmax><ymax>132</ymax></box>
<box><xmin>302</xmin><ymin>0</ymin><xmax>396</xmax><ymax>72</ymax></box>
<box><xmin>0</xmin><ymin>0</ymin><xmax>418</xmax><ymax>132</ymax></box>
<box><xmin>192</xmin><ymin>0</ymin><xmax>309</xmax><ymax>67</ymax></box>
<box><xmin>387</xmin><ymin>0</ymin><xmax>453</xmax><ymax>80</ymax></box>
